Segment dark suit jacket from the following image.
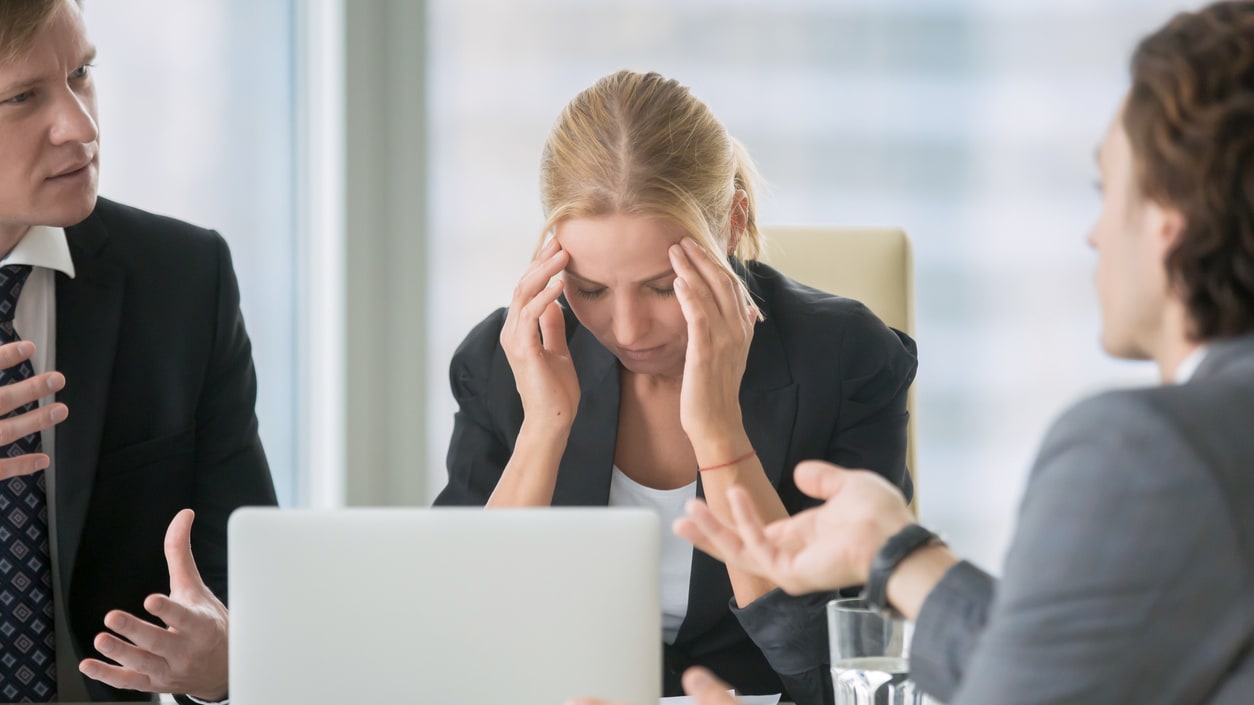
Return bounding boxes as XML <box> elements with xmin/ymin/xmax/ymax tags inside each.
<box><xmin>909</xmin><ymin>333</ymin><xmax>1254</xmax><ymax>704</ymax></box>
<box><xmin>54</xmin><ymin>198</ymin><xmax>278</xmax><ymax>701</ymax></box>
<box><xmin>436</xmin><ymin>260</ymin><xmax>917</xmax><ymax>704</ymax></box>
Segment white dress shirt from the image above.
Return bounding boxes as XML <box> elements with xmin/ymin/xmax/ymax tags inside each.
<box><xmin>1175</xmin><ymin>345</ymin><xmax>1210</xmax><ymax>384</ymax></box>
<box><xmin>0</xmin><ymin>225</ymin><xmax>85</xmax><ymax>700</ymax></box>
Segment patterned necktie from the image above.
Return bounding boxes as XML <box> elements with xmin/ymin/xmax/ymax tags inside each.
<box><xmin>0</xmin><ymin>265</ymin><xmax>57</xmax><ymax>702</ymax></box>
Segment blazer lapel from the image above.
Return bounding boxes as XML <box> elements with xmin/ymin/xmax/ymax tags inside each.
<box><xmin>679</xmin><ymin>276</ymin><xmax>799</xmax><ymax>642</ymax></box>
<box><xmin>54</xmin><ymin>211</ymin><xmax>124</xmax><ymax>593</ymax></box>
<box><xmin>551</xmin><ymin>314</ymin><xmax>621</xmax><ymax>506</ymax></box>
<box><xmin>729</xmin><ymin>260</ymin><xmax>799</xmax><ymax>488</ymax></box>
<box><xmin>736</xmin><ymin>316</ymin><xmax>799</xmax><ymax>489</ymax></box>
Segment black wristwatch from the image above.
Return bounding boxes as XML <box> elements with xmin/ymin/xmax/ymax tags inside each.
<box><xmin>861</xmin><ymin>523</ymin><xmax>942</xmax><ymax>616</ymax></box>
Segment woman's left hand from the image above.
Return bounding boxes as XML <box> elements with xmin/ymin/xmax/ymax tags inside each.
<box><xmin>670</xmin><ymin>237</ymin><xmax>757</xmax><ymax>454</ymax></box>
<box><xmin>671</xmin><ymin>238</ymin><xmax>789</xmax><ymax>605</ymax></box>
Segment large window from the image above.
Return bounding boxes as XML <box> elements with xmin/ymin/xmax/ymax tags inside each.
<box><xmin>86</xmin><ymin>1</ymin><xmax>302</xmax><ymax>506</ymax></box>
<box><xmin>426</xmin><ymin>0</ymin><xmax>1190</xmax><ymax>569</ymax></box>
<box><xmin>82</xmin><ymin>0</ymin><xmax>1201</xmax><ymax>564</ymax></box>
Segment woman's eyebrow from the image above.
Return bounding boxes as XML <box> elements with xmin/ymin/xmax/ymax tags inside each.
<box><xmin>564</xmin><ymin>268</ymin><xmax>675</xmax><ymax>286</ymax></box>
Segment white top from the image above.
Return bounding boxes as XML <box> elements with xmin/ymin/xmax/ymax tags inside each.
<box><xmin>608</xmin><ymin>466</ymin><xmax>696</xmax><ymax>645</ymax></box>
<box><xmin>1175</xmin><ymin>345</ymin><xmax>1210</xmax><ymax>384</ymax></box>
<box><xmin>0</xmin><ymin>225</ymin><xmax>84</xmax><ymax>700</ymax></box>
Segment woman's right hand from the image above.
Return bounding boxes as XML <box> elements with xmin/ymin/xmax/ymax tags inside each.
<box><xmin>499</xmin><ymin>238</ymin><xmax>580</xmax><ymax>434</ymax></box>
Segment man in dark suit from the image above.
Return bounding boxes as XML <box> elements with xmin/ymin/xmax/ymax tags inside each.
<box><xmin>0</xmin><ymin>0</ymin><xmax>277</xmax><ymax>701</ymax></box>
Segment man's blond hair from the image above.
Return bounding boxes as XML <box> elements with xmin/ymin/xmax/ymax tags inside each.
<box><xmin>0</xmin><ymin>0</ymin><xmax>81</xmax><ymax>66</ymax></box>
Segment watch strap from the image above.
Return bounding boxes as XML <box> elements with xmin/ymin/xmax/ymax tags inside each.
<box><xmin>863</xmin><ymin>523</ymin><xmax>941</xmax><ymax>614</ymax></box>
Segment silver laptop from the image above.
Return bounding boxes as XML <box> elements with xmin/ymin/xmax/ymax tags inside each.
<box><xmin>228</xmin><ymin>508</ymin><xmax>661</xmax><ymax>705</ymax></box>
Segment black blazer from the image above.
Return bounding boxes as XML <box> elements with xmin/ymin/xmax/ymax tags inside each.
<box><xmin>56</xmin><ymin>198</ymin><xmax>278</xmax><ymax>701</ymax></box>
<box><xmin>436</xmin><ymin>260</ymin><xmax>917</xmax><ymax>703</ymax></box>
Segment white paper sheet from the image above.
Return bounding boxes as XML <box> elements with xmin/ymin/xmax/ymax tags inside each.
<box><xmin>661</xmin><ymin>694</ymin><xmax>780</xmax><ymax>705</ymax></box>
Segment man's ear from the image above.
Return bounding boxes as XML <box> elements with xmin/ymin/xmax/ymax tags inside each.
<box><xmin>727</xmin><ymin>189</ymin><xmax>749</xmax><ymax>254</ymax></box>
<box><xmin>1150</xmin><ymin>199</ymin><xmax>1187</xmax><ymax>261</ymax></box>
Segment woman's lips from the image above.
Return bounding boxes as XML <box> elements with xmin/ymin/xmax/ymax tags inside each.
<box><xmin>618</xmin><ymin>344</ymin><xmax>666</xmax><ymax>361</ymax></box>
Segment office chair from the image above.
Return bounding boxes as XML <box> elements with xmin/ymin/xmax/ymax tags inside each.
<box><xmin>761</xmin><ymin>226</ymin><xmax>918</xmax><ymax>510</ymax></box>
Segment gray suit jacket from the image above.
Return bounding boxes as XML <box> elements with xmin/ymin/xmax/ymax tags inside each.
<box><xmin>912</xmin><ymin>333</ymin><xmax>1254</xmax><ymax>704</ymax></box>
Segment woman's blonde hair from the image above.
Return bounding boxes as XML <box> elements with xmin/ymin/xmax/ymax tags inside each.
<box><xmin>538</xmin><ymin>70</ymin><xmax>765</xmax><ymax>315</ymax></box>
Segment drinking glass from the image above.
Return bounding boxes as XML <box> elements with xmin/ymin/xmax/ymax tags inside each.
<box><xmin>827</xmin><ymin>598</ymin><xmax>924</xmax><ymax>705</ymax></box>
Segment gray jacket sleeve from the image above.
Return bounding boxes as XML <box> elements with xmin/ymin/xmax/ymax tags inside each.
<box><xmin>909</xmin><ymin>561</ymin><xmax>996</xmax><ymax>700</ymax></box>
<box><xmin>916</xmin><ymin>392</ymin><xmax>1248</xmax><ymax>704</ymax></box>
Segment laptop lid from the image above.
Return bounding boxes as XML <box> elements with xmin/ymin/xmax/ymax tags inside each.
<box><xmin>228</xmin><ymin>508</ymin><xmax>661</xmax><ymax>705</ymax></box>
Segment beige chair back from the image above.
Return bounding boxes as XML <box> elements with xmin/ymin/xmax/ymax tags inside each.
<box><xmin>761</xmin><ymin>227</ymin><xmax>918</xmax><ymax>508</ymax></box>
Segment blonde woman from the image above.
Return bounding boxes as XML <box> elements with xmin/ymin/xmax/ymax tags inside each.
<box><xmin>436</xmin><ymin>70</ymin><xmax>917</xmax><ymax>704</ymax></box>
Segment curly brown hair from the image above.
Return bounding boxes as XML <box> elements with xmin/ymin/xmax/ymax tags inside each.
<box><xmin>1123</xmin><ymin>0</ymin><xmax>1254</xmax><ymax>340</ymax></box>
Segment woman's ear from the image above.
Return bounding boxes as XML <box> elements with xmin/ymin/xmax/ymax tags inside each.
<box><xmin>727</xmin><ymin>189</ymin><xmax>749</xmax><ymax>254</ymax></box>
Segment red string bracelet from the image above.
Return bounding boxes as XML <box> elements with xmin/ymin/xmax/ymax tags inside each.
<box><xmin>698</xmin><ymin>449</ymin><xmax>757</xmax><ymax>472</ymax></box>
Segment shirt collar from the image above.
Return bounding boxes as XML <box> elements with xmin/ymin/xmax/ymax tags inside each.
<box><xmin>0</xmin><ymin>225</ymin><xmax>77</xmax><ymax>278</ymax></box>
<box><xmin>1174</xmin><ymin>344</ymin><xmax>1209</xmax><ymax>384</ymax></box>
